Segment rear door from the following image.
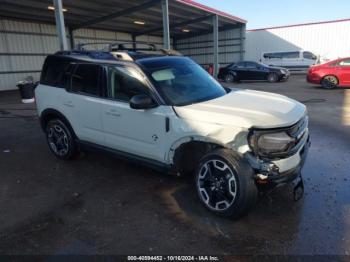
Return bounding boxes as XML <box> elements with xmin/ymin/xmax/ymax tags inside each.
<box><xmin>62</xmin><ymin>63</ymin><xmax>106</xmax><ymax>145</ymax></box>
<box><xmin>245</xmin><ymin>62</ymin><xmax>267</xmax><ymax>80</ymax></box>
<box><xmin>262</xmin><ymin>52</ymin><xmax>283</xmax><ymax>67</ymax></box>
<box><xmin>233</xmin><ymin>62</ymin><xmax>248</xmax><ymax>80</ymax></box>
<box><xmin>281</xmin><ymin>51</ymin><xmax>300</xmax><ymax>69</ymax></box>
<box><xmin>337</xmin><ymin>59</ymin><xmax>350</xmax><ymax>85</ymax></box>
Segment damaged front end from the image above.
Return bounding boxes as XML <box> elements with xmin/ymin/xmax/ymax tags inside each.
<box><xmin>244</xmin><ymin>115</ymin><xmax>310</xmax><ymax>191</ymax></box>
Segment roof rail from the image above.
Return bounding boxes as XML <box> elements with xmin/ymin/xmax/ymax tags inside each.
<box><xmin>56</xmin><ymin>41</ymin><xmax>182</xmax><ymax>62</ymax></box>
<box><xmin>76</xmin><ymin>41</ymin><xmax>157</xmax><ymax>52</ymax></box>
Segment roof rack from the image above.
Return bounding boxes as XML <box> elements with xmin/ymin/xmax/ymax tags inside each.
<box><xmin>66</xmin><ymin>41</ymin><xmax>182</xmax><ymax>62</ymax></box>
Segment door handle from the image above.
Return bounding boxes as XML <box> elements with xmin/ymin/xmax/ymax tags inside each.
<box><xmin>105</xmin><ymin>109</ymin><xmax>121</xmax><ymax>117</ymax></box>
<box><xmin>63</xmin><ymin>101</ymin><xmax>74</xmax><ymax>108</ymax></box>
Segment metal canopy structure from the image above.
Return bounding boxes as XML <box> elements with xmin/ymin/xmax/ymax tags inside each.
<box><xmin>0</xmin><ymin>0</ymin><xmax>246</xmax><ymax>77</ymax></box>
<box><xmin>0</xmin><ymin>0</ymin><xmax>245</xmax><ymax>37</ymax></box>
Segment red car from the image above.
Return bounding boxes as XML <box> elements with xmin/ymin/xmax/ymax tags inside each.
<box><xmin>307</xmin><ymin>57</ymin><xmax>350</xmax><ymax>89</ymax></box>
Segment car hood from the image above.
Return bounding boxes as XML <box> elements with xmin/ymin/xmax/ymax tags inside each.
<box><xmin>173</xmin><ymin>89</ymin><xmax>306</xmax><ymax>129</ymax></box>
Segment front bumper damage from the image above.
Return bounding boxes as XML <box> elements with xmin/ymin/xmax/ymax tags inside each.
<box><xmin>280</xmin><ymin>72</ymin><xmax>290</xmax><ymax>81</ymax></box>
<box><xmin>245</xmin><ymin>135</ymin><xmax>311</xmax><ymax>186</ymax></box>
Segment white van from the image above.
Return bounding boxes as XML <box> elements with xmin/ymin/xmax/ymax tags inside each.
<box><xmin>260</xmin><ymin>50</ymin><xmax>318</xmax><ymax>70</ymax></box>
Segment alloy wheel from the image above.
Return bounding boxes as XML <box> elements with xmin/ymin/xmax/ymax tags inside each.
<box><xmin>47</xmin><ymin>124</ymin><xmax>69</xmax><ymax>157</ymax></box>
<box><xmin>225</xmin><ymin>74</ymin><xmax>234</xmax><ymax>83</ymax></box>
<box><xmin>268</xmin><ymin>73</ymin><xmax>277</xmax><ymax>82</ymax></box>
<box><xmin>197</xmin><ymin>159</ymin><xmax>237</xmax><ymax>211</ymax></box>
<box><xmin>322</xmin><ymin>76</ymin><xmax>338</xmax><ymax>89</ymax></box>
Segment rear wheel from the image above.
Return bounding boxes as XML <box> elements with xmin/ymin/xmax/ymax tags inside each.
<box><xmin>225</xmin><ymin>73</ymin><xmax>235</xmax><ymax>83</ymax></box>
<box><xmin>321</xmin><ymin>75</ymin><xmax>338</xmax><ymax>89</ymax></box>
<box><xmin>267</xmin><ymin>73</ymin><xmax>278</xmax><ymax>83</ymax></box>
<box><xmin>45</xmin><ymin>119</ymin><xmax>78</xmax><ymax>160</ymax></box>
<box><xmin>195</xmin><ymin>149</ymin><xmax>258</xmax><ymax>219</ymax></box>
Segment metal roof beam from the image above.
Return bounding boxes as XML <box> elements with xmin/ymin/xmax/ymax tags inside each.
<box><xmin>71</xmin><ymin>0</ymin><xmax>161</xmax><ymax>30</ymax></box>
<box><xmin>174</xmin><ymin>24</ymin><xmax>241</xmax><ymax>41</ymax></box>
<box><xmin>135</xmin><ymin>14</ymin><xmax>213</xmax><ymax>36</ymax></box>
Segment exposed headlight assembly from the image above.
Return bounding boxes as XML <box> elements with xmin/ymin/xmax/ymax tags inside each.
<box><xmin>258</xmin><ymin>132</ymin><xmax>294</xmax><ymax>152</ymax></box>
<box><xmin>249</xmin><ymin>131</ymin><xmax>295</xmax><ymax>157</ymax></box>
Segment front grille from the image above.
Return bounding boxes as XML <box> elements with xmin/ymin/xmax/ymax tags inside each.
<box><xmin>288</xmin><ymin>116</ymin><xmax>308</xmax><ymax>140</ymax></box>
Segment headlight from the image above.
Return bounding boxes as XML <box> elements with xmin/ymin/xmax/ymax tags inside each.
<box><xmin>249</xmin><ymin>131</ymin><xmax>295</xmax><ymax>155</ymax></box>
<box><xmin>257</xmin><ymin>132</ymin><xmax>294</xmax><ymax>153</ymax></box>
<box><xmin>280</xmin><ymin>69</ymin><xmax>287</xmax><ymax>74</ymax></box>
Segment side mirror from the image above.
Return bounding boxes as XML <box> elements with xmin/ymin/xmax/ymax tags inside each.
<box><xmin>129</xmin><ymin>94</ymin><xmax>157</xmax><ymax>110</ymax></box>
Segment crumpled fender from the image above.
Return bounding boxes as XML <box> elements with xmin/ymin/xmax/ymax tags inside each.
<box><xmin>166</xmin><ymin>118</ymin><xmax>250</xmax><ymax>164</ymax></box>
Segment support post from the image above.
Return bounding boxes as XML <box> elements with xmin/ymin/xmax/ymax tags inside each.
<box><xmin>132</xmin><ymin>35</ymin><xmax>137</xmax><ymax>50</ymax></box>
<box><xmin>212</xmin><ymin>15</ymin><xmax>219</xmax><ymax>78</ymax></box>
<box><xmin>162</xmin><ymin>0</ymin><xmax>170</xmax><ymax>50</ymax></box>
<box><xmin>53</xmin><ymin>0</ymin><xmax>68</xmax><ymax>51</ymax></box>
<box><xmin>69</xmin><ymin>28</ymin><xmax>75</xmax><ymax>50</ymax></box>
<box><xmin>239</xmin><ymin>23</ymin><xmax>246</xmax><ymax>61</ymax></box>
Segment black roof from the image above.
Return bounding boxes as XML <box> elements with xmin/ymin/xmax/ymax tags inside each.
<box><xmin>51</xmin><ymin>50</ymin><xmax>186</xmax><ymax>68</ymax></box>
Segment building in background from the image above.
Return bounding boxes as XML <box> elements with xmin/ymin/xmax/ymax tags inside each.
<box><xmin>245</xmin><ymin>18</ymin><xmax>350</xmax><ymax>64</ymax></box>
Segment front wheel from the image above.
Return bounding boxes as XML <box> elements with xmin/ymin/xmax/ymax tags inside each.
<box><xmin>225</xmin><ymin>73</ymin><xmax>235</xmax><ymax>83</ymax></box>
<box><xmin>321</xmin><ymin>75</ymin><xmax>338</xmax><ymax>89</ymax></box>
<box><xmin>267</xmin><ymin>73</ymin><xmax>278</xmax><ymax>83</ymax></box>
<box><xmin>45</xmin><ymin>119</ymin><xmax>78</xmax><ymax>160</ymax></box>
<box><xmin>195</xmin><ymin>149</ymin><xmax>258</xmax><ymax>219</ymax></box>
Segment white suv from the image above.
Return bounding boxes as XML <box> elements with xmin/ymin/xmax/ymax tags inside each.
<box><xmin>35</xmin><ymin>44</ymin><xmax>310</xmax><ymax>218</ymax></box>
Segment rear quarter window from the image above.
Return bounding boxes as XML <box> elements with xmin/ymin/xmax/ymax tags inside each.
<box><xmin>40</xmin><ymin>56</ymin><xmax>74</xmax><ymax>87</ymax></box>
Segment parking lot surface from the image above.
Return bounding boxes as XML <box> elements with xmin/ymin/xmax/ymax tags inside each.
<box><xmin>0</xmin><ymin>75</ymin><xmax>349</xmax><ymax>255</ymax></box>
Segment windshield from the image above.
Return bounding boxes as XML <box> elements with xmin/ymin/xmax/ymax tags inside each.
<box><xmin>140</xmin><ymin>58</ymin><xmax>227</xmax><ymax>106</ymax></box>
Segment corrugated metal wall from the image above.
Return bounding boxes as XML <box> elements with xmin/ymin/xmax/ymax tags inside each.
<box><xmin>175</xmin><ymin>26</ymin><xmax>245</xmax><ymax>68</ymax></box>
<box><xmin>0</xmin><ymin>18</ymin><xmax>164</xmax><ymax>91</ymax></box>
<box><xmin>0</xmin><ymin>18</ymin><xmax>244</xmax><ymax>91</ymax></box>
<box><xmin>245</xmin><ymin>19</ymin><xmax>350</xmax><ymax>62</ymax></box>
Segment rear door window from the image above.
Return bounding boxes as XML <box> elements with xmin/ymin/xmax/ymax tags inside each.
<box><xmin>245</xmin><ymin>62</ymin><xmax>258</xmax><ymax>69</ymax></box>
<box><xmin>71</xmin><ymin>64</ymin><xmax>101</xmax><ymax>96</ymax></box>
<box><xmin>263</xmin><ymin>53</ymin><xmax>282</xmax><ymax>59</ymax></box>
<box><xmin>282</xmin><ymin>52</ymin><xmax>300</xmax><ymax>59</ymax></box>
<box><xmin>236</xmin><ymin>62</ymin><xmax>246</xmax><ymax>69</ymax></box>
<box><xmin>339</xmin><ymin>59</ymin><xmax>350</xmax><ymax>66</ymax></box>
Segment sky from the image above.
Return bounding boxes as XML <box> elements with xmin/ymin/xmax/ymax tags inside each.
<box><xmin>194</xmin><ymin>0</ymin><xmax>350</xmax><ymax>29</ymax></box>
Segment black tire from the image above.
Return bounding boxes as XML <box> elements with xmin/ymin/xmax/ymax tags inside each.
<box><xmin>195</xmin><ymin>148</ymin><xmax>258</xmax><ymax>219</ymax></box>
<box><xmin>45</xmin><ymin>118</ymin><xmax>78</xmax><ymax>160</ymax></box>
<box><xmin>321</xmin><ymin>75</ymin><xmax>338</xmax><ymax>89</ymax></box>
<box><xmin>225</xmin><ymin>73</ymin><xmax>235</xmax><ymax>83</ymax></box>
<box><xmin>267</xmin><ymin>73</ymin><xmax>278</xmax><ymax>83</ymax></box>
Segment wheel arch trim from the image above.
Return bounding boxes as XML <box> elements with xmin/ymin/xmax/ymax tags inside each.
<box><xmin>322</xmin><ymin>74</ymin><xmax>339</xmax><ymax>82</ymax></box>
<box><xmin>167</xmin><ymin>135</ymin><xmax>228</xmax><ymax>165</ymax></box>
